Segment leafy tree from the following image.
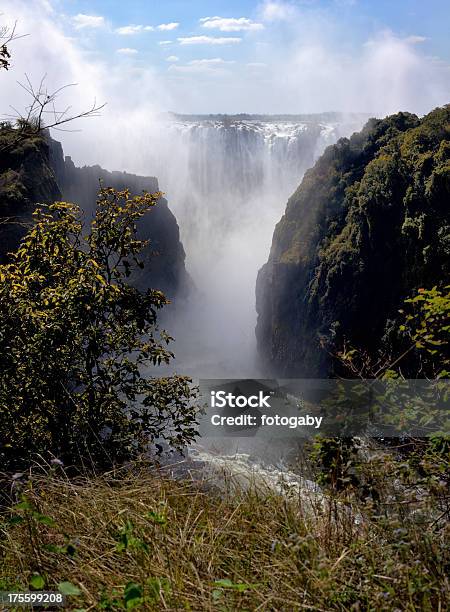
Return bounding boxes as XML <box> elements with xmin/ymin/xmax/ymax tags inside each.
<box><xmin>400</xmin><ymin>286</ymin><xmax>450</xmax><ymax>379</ymax></box>
<box><xmin>337</xmin><ymin>285</ymin><xmax>450</xmax><ymax>380</ymax></box>
<box><xmin>0</xmin><ymin>187</ymin><xmax>199</xmax><ymax>471</ymax></box>
<box><xmin>313</xmin><ymin>285</ymin><xmax>450</xmax><ymax>495</ymax></box>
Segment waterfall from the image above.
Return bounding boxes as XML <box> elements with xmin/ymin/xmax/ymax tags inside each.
<box><xmin>149</xmin><ymin>115</ymin><xmax>366</xmax><ymax>378</ymax></box>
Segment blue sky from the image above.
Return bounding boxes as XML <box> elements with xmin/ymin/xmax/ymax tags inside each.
<box><xmin>2</xmin><ymin>0</ymin><xmax>449</xmax><ymax>117</ymax></box>
<box><xmin>63</xmin><ymin>0</ymin><xmax>450</xmax><ymax>61</ymax></box>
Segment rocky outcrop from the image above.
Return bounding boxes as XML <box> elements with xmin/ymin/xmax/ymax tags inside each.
<box><xmin>48</xmin><ymin>140</ymin><xmax>190</xmax><ymax>299</ymax></box>
<box><xmin>0</xmin><ymin>129</ymin><xmax>61</xmax><ymax>263</ymax></box>
<box><xmin>256</xmin><ymin>106</ymin><xmax>450</xmax><ymax>377</ymax></box>
<box><xmin>0</xmin><ymin>127</ymin><xmax>189</xmax><ymax>300</ymax></box>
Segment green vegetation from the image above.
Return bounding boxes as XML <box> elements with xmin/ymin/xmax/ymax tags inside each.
<box><xmin>257</xmin><ymin>105</ymin><xmax>450</xmax><ymax>377</ymax></box>
<box><xmin>0</xmin><ymin>262</ymin><xmax>447</xmax><ymax>609</ymax></box>
<box><xmin>0</xmin><ymin>454</ymin><xmax>448</xmax><ymax>611</ymax></box>
<box><xmin>337</xmin><ymin>284</ymin><xmax>450</xmax><ymax>381</ymax></box>
<box><xmin>1</xmin><ymin>45</ymin><xmax>448</xmax><ymax>608</ymax></box>
<box><xmin>0</xmin><ymin>187</ymin><xmax>198</xmax><ymax>472</ymax></box>
<box><xmin>0</xmin><ymin>123</ymin><xmax>62</xmax><ymax>266</ymax></box>
<box><xmin>401</xmin><ymin>286</ymin><xmax>450</xmax><ymax>378</ymax></box>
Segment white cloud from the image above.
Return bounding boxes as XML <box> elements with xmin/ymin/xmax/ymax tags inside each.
<box><xmin>247</xmin><ymin>62</ymin><xmax>267</xmax><ymax>67</ymax></box>
<box><xmin>191</xmin><ymin>58</ymin><xmax>235</xmax><ymax>66</ymax></box>
<box><xmin>116</xmin><ymin>48</ymin><xmax>138</xmax><ymax>55</ymax></box>
<box><xmin>404</xmin><ymin>35</ymin><xmax>427</xmax><ymax>44</ymax></box>
<box><xmin>116</xmin><ymin>25</ymin><xmax>141</xmax><ymax>35</ymax></box>
<box><xmin>267</xmin><ymin>29</ymin><xmax>449</xmax><ymax>116</ymax></box>
<box><xmin>166</xmin><ymin>55</ymin><xmax>179</xmax><ymax>62</ymax></box>
<box><xmin>72</xmin><ymin>14</ymin><xmax>105</xmax><ymax>29</ymax></box>
<box><xmin>200</xmin><ymin>16</ymin><xmax>264</xmax><ymax>32</ymax></box>
<box><xmin>115</xmin><ymin>24</ymin><xmax>154</xmax><ymax>35</ymax></box>
<box><xmin>159</xmin><ymin>40</ymin><xmax>173</xmax><ymax>46</ymax></box>
<box><xmin>157</xmin><ymin>23</ymin><xmax>180</xmax><ymax>31</ymax></box>
<box><xmin>169</xmin><ymin>58</ymin><xmax>234</xmax><ymax>74</ymax></box>
<box><xmin>259</xmin><ymin>1</ymin><xmax>296</xmax><ymax>22</ymax></box>
<box><xmin>178</xmin><ymin>36</ymin><xmax>242</xmax><ymax>45</ymax></box>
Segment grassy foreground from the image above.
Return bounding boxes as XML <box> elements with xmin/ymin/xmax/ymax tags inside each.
<box><xmin>0</xmin><ymin>463</ymin><xmax>448</xmax><ymax>612</ymax></box>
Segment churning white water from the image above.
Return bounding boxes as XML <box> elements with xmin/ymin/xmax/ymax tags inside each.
<box><xmin>189</xmin><ymin>445</ymin><xmax>322</xmax><ymax>503</ymax></box>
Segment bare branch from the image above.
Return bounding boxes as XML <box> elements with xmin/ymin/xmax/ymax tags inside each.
<box><xmin>0</xmin><ymin>216</ymin><xmax>33</xmax><ymax>228</ymax></box>
<box><xmin>0</xmin><ymin>75</ymin><xmax>106</xmax><ymax>153</ymax></box>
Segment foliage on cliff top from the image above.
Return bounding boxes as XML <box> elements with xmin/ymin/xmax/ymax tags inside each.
<box><xmin>0</xmin><ymin>187</ymin><xmax>199</xmax><ymax>472</ymax></box>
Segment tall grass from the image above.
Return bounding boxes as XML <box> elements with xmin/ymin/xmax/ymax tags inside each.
<box><xmin>0</xmin><ymin>455</ymin><xmax>448</xmax><ymax>611</ymax></box>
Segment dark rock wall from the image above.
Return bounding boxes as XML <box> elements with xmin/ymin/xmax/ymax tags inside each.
<box><xmin>256</xmin><ymin>106</ymin><xmax>450</xmax><ymax>377</ymax></box>
<box><xmin>0</xmin><ymin>130</ymin><xmax>61</xmax><ymax>263</ymax></box>
<box><xmin>0</xmin><ymin>128</ymin><xmax>189</xmax><ymax>300</ymax></box>
<box><xmin>48</xmin><ymin>141</ymin><xmax>190</xmax><ymax>299</ymax></box>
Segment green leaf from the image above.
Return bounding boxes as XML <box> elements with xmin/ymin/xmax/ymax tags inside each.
<box><xmin>214</xmin><ymin>579</ymin><xmax>233</xmax><ymax>588</ymax></box>
<box><xmin>58</xmin><ymin>581</ymin><xmax>81</xmax><ymax>596</ymax></box>
<box><xmin>147</xmin><ymin>578</ymin><xmax>160</xmax><ymax>598</ymax></box>
<box><xmin>213</xmin><ymin>579</ymin><xmax>261</xmax><ymax>592</ymax></box>
<box><xmin>123</xmin><ymin>582</ymin><xmax>143</xmax><ymax>609</ymax></box>
<box><xmin>14</xmin><ymin>500</ymin><xmax>32</xmax><ymax>511</ymax></box>
<box><xmin>33</xmin><ymin>512</ymin><xmax>56</xmax><ymax>527</ymax></box>
<box><xmin>30</xmin><ymin>574</ymin><xmax>45</xmax><ymax>590</ymax></box>
<box><xmin>146</xmin><ymin>511</ymin><xmax>166</xmax><ymax>525</ymax></box>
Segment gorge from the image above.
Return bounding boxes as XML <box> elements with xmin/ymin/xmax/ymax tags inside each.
<box><xmin>1</xmin><ymin>107</ymin><xmax>448</xmax><ymax>382</ymax></box>
<box><xmin>0</xmin><ymin>127</ymin><xmax>189</xmax><ymax>300</ymax></box>
<box><xmin>147</xmin><ymin>113</ymin><xmax>367</xmax><ymax>377</ymax></box>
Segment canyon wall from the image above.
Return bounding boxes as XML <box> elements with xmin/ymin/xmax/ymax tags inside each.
<box><xmin>0</xmin><ymin>130</ymin><xmax>61</xmax><ymax>263</ymax></box>
<box><xmin>49</xmin><ymin>139</ymin><xmax>190</xmax><ymax>299</ymax></box>
<box><xmin>0</xmin><ymin>127</ymin><xmax>189</xmax><ymax>300</ymax></box>
<box><xmin>256</xmin><ymin>106</ymin><xmax>450</xmax><ymax>377</ymax></box>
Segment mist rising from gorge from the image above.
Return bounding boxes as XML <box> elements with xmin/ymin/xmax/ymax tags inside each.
<box><xmin>3</xmin><ymin>0</ymin><xmax>449</xmax><ymax>163</ymax></box>
<box><xmin>146</xmin><ymin>115</ymin><xmax>367</xmax><ymax>377</ymax></box>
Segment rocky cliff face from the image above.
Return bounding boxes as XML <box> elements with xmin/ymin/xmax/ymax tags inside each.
<box><xmin>48</xmin><ymin>140</ymin><xmax>189</xmax><ymax>299</ymax></box>
<box><xmin>0</xmin><ymin>129</ymin><xmax>61</xmax><ymax>263</ymax></box>
<box><xmin>256</xmin><ymin>106</ymin><xmax>450</xmax><ymax>377</ymax></box>
<box><xmin>0</xmin><ymin>128</ymin><xmax>189</xmax><ymax>300</ymax></box>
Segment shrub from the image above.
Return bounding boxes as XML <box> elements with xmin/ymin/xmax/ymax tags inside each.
<box><xmin>0</xmin><ymin>187</ymin><xmax>199</xmax><ymax>471</ymax></box>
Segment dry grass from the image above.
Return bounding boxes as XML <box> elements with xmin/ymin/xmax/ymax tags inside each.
<box><xmin>0</xmin><ymin>464</ymin><xmax>448</xmax><ymax>611</ymax></box>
